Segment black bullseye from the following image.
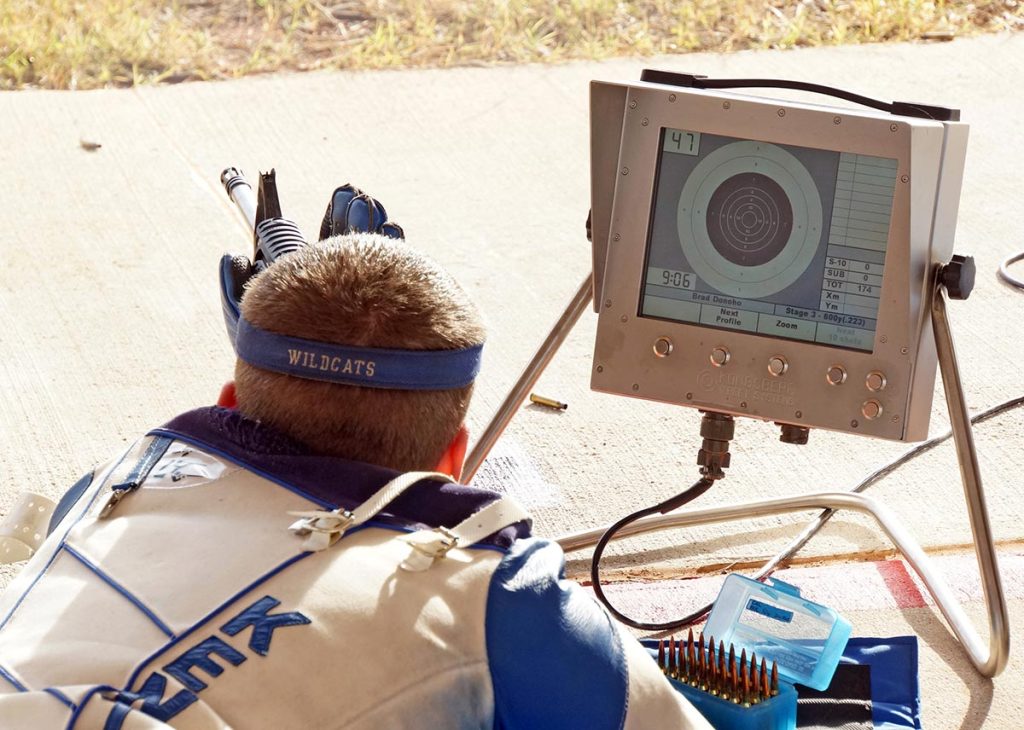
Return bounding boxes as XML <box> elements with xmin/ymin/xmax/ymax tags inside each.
<box><xmin>706</xmin><ymin>172</ymin><xmax>793</xmax><ymax>267</ymax></box>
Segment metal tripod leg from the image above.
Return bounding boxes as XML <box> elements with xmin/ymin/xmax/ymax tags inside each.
<box><xmin>462</xmin><ymin>275</ymin><xmax>593</xmax><ymax>482</ymax></box>
<box><xmin>929</xmin><ymin>287</ymin><xmax>1009</xmax><ymax>676</ymax></box>
<box><xmin>556</xmin><ymin>285</ymin><xmax>1010</xmax><ymax>677</ymax></box>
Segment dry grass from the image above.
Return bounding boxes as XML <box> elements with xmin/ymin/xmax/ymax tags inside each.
<box><xmin>1</xmin><ymin>0</ymin><xmax>1022</xmax><ymax>89</ymax></box>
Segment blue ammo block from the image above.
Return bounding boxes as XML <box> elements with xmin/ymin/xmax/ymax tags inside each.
<box><xmin>670</xmin><ymin>674</ymin><xmax>797</xmax><ymax>730</ymax></box>
<box><xmin>648</xmin><ymin>574</ymin><xmax>851</xmax><ymax>730</ymax></box>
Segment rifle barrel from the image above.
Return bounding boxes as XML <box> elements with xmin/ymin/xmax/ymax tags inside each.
<box><xmin>221</xmin><ymin>167</ymin><xmax>257</xmax><ymax>231</ymax></box>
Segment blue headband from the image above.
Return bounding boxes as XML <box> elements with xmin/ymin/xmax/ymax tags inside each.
<box><xmin>220</xmin><ymin>254</ymin><xmax>483</xmax><ymax>390</ymax></box>
<box><xmin>235</xmin><ymin>317</ymin><xmax>482</xmax><ymax>390</ymax></box>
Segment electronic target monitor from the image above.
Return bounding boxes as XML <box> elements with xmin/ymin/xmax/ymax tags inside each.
<box><xmin>589</xmin><ymin>76</ymin><xmax>968</xmax><ymax>441</ymax></box>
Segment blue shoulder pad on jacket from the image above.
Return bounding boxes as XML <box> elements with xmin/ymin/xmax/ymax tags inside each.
<box><xmin>48</xmin><ymin>470</ymin><xmax>95</xmax><ymax>536</ymax></box>
<box><xmin>485</xmin><ymin>538</ymin><xmax>628</xmax><ymax>730</ymax></box>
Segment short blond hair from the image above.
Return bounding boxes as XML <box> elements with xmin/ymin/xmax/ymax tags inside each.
<box><xmin>234</xmin><ymin>234</ymin><xmax>485</xmax><ymax>472</ymax></box>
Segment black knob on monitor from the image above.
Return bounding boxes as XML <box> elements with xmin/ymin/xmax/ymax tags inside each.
<box><xmin>940</xmin><ymin>254</ymin><xmax>976</xmax><ymax>300</ymax></box>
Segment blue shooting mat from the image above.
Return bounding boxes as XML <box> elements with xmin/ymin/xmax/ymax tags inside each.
<box><xmin>795</xmin><ymin>636</ymin><xmax>920</xmax><ymax>729</ymax></box>
<box><xmin>846</xmin><ymin>636</ymin><xmax>920</xmax><ymax>730</ymax></box>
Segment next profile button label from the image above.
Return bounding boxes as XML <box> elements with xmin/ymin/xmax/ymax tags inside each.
<box><xmin>700</xmin><ymin>305</ymin><xmax>758</xmax><ymax>332</ymax></box>
<box><xmin>757</xmin><ymin>313</ymin><xmax>817</xmax><ymax>341</ymax></box>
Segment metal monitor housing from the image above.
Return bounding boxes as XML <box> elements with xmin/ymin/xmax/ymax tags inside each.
<box><xmin>590</xmin><ymin>80</ymin><xmax>969</xmax><ymax>441</ymax></box>
<box><xmin>460</xmin><ymin>73</ymin><xmax>1007</xmax><ymax>679</ymax></box>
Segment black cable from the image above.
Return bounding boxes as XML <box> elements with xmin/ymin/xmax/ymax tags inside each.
<box><xmin>639</xmin><ymin>71</ymin><xmax>959</xmax><ymax>121</ymax></box>
<box><xmin>998</xmin><ymin>251</ymin><xmax>1024</xmax><ymax>291</ymax></box>
<box><xmin>590</xmin><ymin>477</ymin><xmax>714</xmax><ymax>631</ymax></box>
<box><xmin>697</xmin><ymin>78</ymin><xmax>894</xmax><ymax>115</ymax></box>
<box><xmin>588</xmin><ymin>394</ymin><xmax>1024</xmax><ymax>633</ymax></box>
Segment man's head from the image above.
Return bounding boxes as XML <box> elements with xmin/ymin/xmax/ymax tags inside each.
<box><xmin>234</xmin><ymin>234</ymin><xmax>485</xmax><ymax>473</ymax></box>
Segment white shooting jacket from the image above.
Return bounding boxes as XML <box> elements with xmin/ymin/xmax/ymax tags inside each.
<box><xmin>0</xmin><ymin>409</ymin><xmax>709</xmax><ymax>730</ymax></box>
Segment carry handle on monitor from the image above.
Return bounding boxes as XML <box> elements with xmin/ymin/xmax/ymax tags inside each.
<box><xmin>636</xmin><ymin>69</ymin><xmax>961</xmax><ymax>121</ymax></box>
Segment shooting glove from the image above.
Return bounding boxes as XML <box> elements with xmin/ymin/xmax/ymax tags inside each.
<box><xmin>319</xmin><ymin>184</ymin><xmax>405</xmax><ymax>241</ymax></box>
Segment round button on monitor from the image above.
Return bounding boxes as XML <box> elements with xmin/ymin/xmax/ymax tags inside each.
<box><xmin>862</xmin><ymin>400</ymin><xmax>883</xmax><ymax>420</ymax></box>
<box><xmin>866</xmin><ymin>371</ymin><xmax>887</xmax><ymax>392</ymax></box>
<box><xmin>826</xmin><ymin>365</ymin><xmax>847</xmax><ymax>386</ymax></box>
<box><xmin>710</xmin><ymin>346</ymin><xmax>730</xmax><ymax>367</ymax></box>
<box><xmin>767</xmin><ymin>356</ymin><xmax>788</xmax><ymax>377</ymax></box>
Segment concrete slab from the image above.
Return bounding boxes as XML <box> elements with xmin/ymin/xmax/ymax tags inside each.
<box><xmin>1</xmin><ymin>31</ymin><xmax>1022</xmax><ymax>727</ymax></box>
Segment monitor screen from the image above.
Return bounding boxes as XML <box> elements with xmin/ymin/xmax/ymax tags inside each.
<box><xmin>639</xmin><ymin>128</ymin><xmax>898</xmax><ymax>352</ymax></box>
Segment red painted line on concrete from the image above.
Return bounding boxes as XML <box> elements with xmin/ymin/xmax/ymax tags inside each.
<box><xmin>875</xmin><ymin>559</ymin><xmax>928</xmax><ymax>609</ymax></box>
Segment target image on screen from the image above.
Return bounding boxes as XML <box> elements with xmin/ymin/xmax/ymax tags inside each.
<box><xmin>640</xmin><ymin>129</ymin><xmax>898</xmax><ymax>352</ymax></box>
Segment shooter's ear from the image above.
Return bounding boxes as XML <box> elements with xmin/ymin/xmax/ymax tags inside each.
<box><xmin>217</xmin><ymin>381</ymin><xmax>237</xmax><ymax>409</ymax></box>
<box><xmin>434</xmin><ymin>425</ymin><xmax>470</xmax><ymax>482</ymax></box>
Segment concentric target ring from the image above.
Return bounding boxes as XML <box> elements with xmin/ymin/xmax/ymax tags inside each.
<box><xmin>707</xmin><ymin>172</ymin><xmax>792</xmax><ymax>266</ymax></box>
<box><xmin>677</xmin><ymin>141</ymin><xmax>822</xmax><ymax>299</ymax></box>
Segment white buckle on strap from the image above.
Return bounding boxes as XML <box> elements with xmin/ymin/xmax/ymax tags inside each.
<box><xmin>400</xmin><ymin>527</ymin><xmax>459</xmax><ymax>572</ymax></box>
<box><xmin>287</xmin><ymin>508</ymin><xmax>355</xmax><ymax>552</ymax></box>
<box><xmin>399</xmin><ymin>496</ymin><xmax>531</xmax><ymax>572</ymax></box>
<box><xmin>97</xmin><ymin>489</ymin><xmax>128</xmax><ymax>519</ymax></box>
<box><xmin>285</xmin><ymin>471</ymin><xmax>454</xmax><ymax>552</ymax></box>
